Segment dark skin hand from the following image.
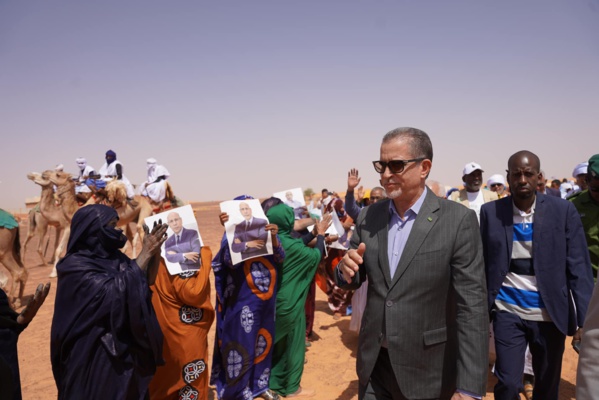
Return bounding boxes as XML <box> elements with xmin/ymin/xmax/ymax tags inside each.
<box><xmin>137</xmin><ymin>220</ymin><xmax>169</xmax><ymax>285</ymax></box>
<box><xmin>265</xmin><ymin>223</ymin><xmax>280</xmax><ymax>247</ymax></box>
<box><xmin>219</xmin><ymin>212</ymin><xmax>228</xmax><ymax>226</ymax></box>
<box><xmin>314</xmin><ymin>213</ymin><xmax>333</xmax><ymax>236</ymax></box>
<box><xmin>17</xmin><ymin>282</ymin><xmax>51</xmax><ymax>326</ymax></box>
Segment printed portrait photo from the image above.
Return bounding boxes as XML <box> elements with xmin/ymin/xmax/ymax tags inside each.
<box><xmin>220</xmin><ymin>199</ymin><xmax>273</xmax><ymax>265</ymax></box>
<box><xmin>144</xmin><ymin>204</ymin><xmax>204</xmax><ymax>275</ymax></box>
<box><xmin>273</xmin><ymin>187</ymin><xmax>307</xmax><ymax>220</ymax></box>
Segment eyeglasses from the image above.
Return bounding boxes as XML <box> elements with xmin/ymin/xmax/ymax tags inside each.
<box><xmin>490</xmin><ymin>183</ymin><xmax>503</xmax><ymax>188</ymax></box>
<box><xmin>372</xmin><ymin>158</ymin><xmax>425</xmax><ymax>174</ymax></box>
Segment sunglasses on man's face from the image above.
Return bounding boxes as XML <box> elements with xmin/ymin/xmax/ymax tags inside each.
<box><xmin>490</xmin><ymin>183</ymin><xmax>503</xmax><ymax>188</ymax></box>
<box><xmin>372</xmin><ymin>158</ymin><xmax>425</xmax><ymax>174</ymax></box>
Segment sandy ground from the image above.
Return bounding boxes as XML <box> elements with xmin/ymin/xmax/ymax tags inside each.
<box><xmin>7</xmin><ymin>201</ymin><xmax>578</xmax><ymax>399</ymax></box>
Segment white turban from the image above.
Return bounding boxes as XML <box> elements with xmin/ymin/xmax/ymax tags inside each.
<box><xmin>147</xmin><ymin>157</ymin><xmax>157</xmax><ymax>171</ymax></box>
<box><xmin>55</xmin><ymin>164</ymin><xmax>64</xmax><ymax>172</ymax></box>
<box><xmin>572</xmin><ymin>162</ymin><xmax>588</xmax><ymax>178</ymax></box>
<box><xmin>560</xmin><ymin>182</ymin><xmax>573</xmax><ymax>198</ymax></box>
<box><xmin>487</xmin><ymin>174</ymin><xmax>505</xmax><ymax>187</ymax></box>
<box><xmin>76</xmin><ymin>157</ymin><xmax>87</xmax><ymax>169</ymax></box>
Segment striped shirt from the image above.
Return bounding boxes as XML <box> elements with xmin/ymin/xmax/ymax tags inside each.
<box><xmin>494</xmin><ymin>200</ymin><xmax>552</xmax><ymax>322</ymax></box>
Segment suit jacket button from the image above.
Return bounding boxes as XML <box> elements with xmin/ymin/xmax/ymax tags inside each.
<box><xmin>386</xmin><ymin>301</ymin><xmax>393</xmax><ymax>307</ymax></box>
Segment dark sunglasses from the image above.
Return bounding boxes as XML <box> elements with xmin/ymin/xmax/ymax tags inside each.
<box><xmin>372</xmin><ymin>158</ymin><xmax>425</xmax><ymax>174</ymax></box>
<box><xmin>490</xmin><ymin>183</ymin><xmax>503</xmax><ymax>188</ymax></box>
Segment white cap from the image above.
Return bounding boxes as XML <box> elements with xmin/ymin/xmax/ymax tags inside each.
<box><xmin>487</xmin><ymin>174</ymin><xmax>505</xmax><ymax>187</ymax></box>
<box><xmin>463</xmin><ymin>162</ymin><xmax>483</xmax><ymax>176</ymax></box>
<box><xmin>55</xmin><ymin>164</ymin><xmax>64</xmax><ymax>172</ymax></box>
<box><xmin>146</xmin><ymin>157</ymin><xmax>157</xmax><ymax>164</ymax></box>
<box><xmin>572</xmin><ymin>162</ymin><xmax>588</xmax><ymax>177</ymax></box>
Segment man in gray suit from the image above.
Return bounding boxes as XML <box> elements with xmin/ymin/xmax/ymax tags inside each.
<box><xmin>337</xmin><ymin>127</ymin><xmax>488</xmax><ymax>400</ymax></box>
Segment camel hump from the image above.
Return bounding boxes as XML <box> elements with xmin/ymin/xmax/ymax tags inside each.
<box><xmin>106</xmin><ymin>180</ymin><xmax>128</xmax><ymax>207</ymax></box>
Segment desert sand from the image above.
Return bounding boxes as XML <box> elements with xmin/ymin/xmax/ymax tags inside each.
<box><xmin>9</xmin><ymin>201</ymin><xmax>578</xmax><ymax>399</ymax></box>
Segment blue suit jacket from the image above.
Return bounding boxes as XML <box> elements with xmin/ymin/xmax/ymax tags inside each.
<box><xmin>231</xmin><ymin>217</ymin><xmax>269</xmax><ymax>260</ymax></box>
<box><xmin>480</xmin><ymin>192</ymin><xmax>594</xmax><ymax>335</ymax></box>
<box><xmin>164</xmin><ymin>227</ymin><xmax>201</xmax><ymax>270</ymax></box>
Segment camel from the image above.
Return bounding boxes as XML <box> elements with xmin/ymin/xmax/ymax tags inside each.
<box><xmin>50</xmin><ymin>172</ymin><xmax>80</xmax><ymax>221</ymax></box>
<box><xmin>27</xmin><ymin>171</ymin><xmax>71</xmax><ymax>278</ymax></box>
<box><xmin>100</xmin><ymin>180</ymin><xmax>186</xmax><ymax>256</ymax></box>
<box><xmin>49</xmin><ymin>174</ymin><xmax>147</xmax><ymax>257</ymax></box>
<box><xmin>101</xmin><ymin>180</ymin><xmax>153</xmax><ymax>257</ymax></box>
<box><xmin>0</xmin><ymin>209</ymin><xmax>28</xmax><ymax>308</ymax></box>
<box><xmin>22</xmin><ymin>204</ymin><xmax>62</xmax><ymax>265</ymax></box>
<box><xmin>38</xmin><ymin>172</ymin><xmax>184</xmax><ymax>262</ymax></box>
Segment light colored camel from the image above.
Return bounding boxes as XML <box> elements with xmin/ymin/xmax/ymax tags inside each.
<box><xmin>22</xmin><ymin>205</ymin><xmax>62</xmax><ymax>265</ymax></box>
<box><xmin>0</xmin><ymin>212</ymin><xmax>28</xmax><ymax>308</ymax></box>
<box><xmin>100</xmin><ymin>180</ymin><xmax>185</xmax><ymax>256</ymax></box>
<box><xmin>27</xmin><ymin>171</ymin><xmax>71</xmax><ymax>278</ymax></box>
<box><xmin>49</xmin><ymin>172</ymin><xmax>79</xmax><ymax>222</ymax></box>
<box><xmin>44</xmin><ymin>173</ymin><xmax>183</xmax><ymax>260</ymax></box>
<box><xmin>102</xmin><ymin>180</ymin><xmax>153</xmax><ymax>258</ymax></box>
<box><xmin>50</xmin><ymin>174</ymin><xmax>145</xmax><ymax>256</ymax></box>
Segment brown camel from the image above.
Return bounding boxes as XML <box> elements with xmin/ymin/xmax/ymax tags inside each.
<box><xmin>102</xmin><ymin>180</ymin><xmax>153</xmax><ymax>257</ymax></box>
<box><xmin>48</xmin><ymin>174</ymin><xmax>184</xmax><ymax>259</ymax></box>
<box><xmin>27</xmin><ymin>171</ymin><xmax>71</xmax><ymax>278</ymax></box>
<box><xmin>0</xmin><ymin>210</ymin><xmax>28</xmax><ymax>308</ymax></box>
<box><xmin>49</xmin><ymin>172</ymin><xmax>80</xmax><ymax>222</ymax></box>
<box><xmin>101</xmin><ymin>180</ymin><xmax>186</xmax><ymax>256</ymax></box>
<box><xmin>50</xmin><ymin>174</ymin><xmax>145</xmax><ymax>256</ymax></box>
<box><xmin>22</xmin><ymin>204</ymin><xmax>62</xmax><ymax>265</ymax></box>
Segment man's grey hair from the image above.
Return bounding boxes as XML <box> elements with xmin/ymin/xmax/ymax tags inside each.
<box><xmin>382</xmin><ymin>127</ymin><xmax>433</xmax><ymax>161</ymax></box>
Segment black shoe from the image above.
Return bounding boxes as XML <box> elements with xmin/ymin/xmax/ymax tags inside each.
<box><xmin>259</xmin><ymin>389</ymin><xmax>281</xmax><ymax>400</ymax></box>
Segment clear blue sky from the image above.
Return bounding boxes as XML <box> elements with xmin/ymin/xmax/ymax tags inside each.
<box><xmin>1</xmin><ymin>0</ymin><xmax>598</xmax><ymax>211</ymax></box>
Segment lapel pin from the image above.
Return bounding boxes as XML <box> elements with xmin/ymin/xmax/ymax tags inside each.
<box><xmin>427</xmin><ymin>217</ymin><xmax>433</xmax><ymax>222</ymax></box>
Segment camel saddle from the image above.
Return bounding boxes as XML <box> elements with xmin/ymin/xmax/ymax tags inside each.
<box><xmin>0</xmin><ymin>209</ymin><xmax>18</xmax><ymax>229</ymax></box>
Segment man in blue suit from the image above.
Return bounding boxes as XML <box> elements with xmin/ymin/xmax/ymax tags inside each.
<box><xmin>231</xmin><ymin>202</ymin><xmax>269</xmax><ymax>261</ymax></box>
<box><xmin>164</xmin><ymin>211</ymin><xmax>201</xmax><ymax>271</ymax></box>
<box><xmin>480</xmin><ymin>150</ymin><xmax>594</xmax><ymax>400</ymax></box>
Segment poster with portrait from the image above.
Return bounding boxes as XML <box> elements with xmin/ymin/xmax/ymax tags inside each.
<box><xmin>144</xmin><ymin>204</ymin><xmax>203</xmax><ymax>275</ymax></box>
<box><xmin>220</xmin><ymin>199</ymin><xmax>273</xmax><ymax>265</ymax></box>
<box><xmin>327</xmin><ymin>211</ymin><xmax>352</xmax><ymax>250</ymax></box>
<box><xmin>273</xmin><ymin>187</ymin><xmax>307</xmax><ymax>220</ymax></box>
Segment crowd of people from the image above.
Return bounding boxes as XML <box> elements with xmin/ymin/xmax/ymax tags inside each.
<box><xmin>2</xmin><ymin>128</ymin><xmax>599</xmax><ymax>400</ymax></box>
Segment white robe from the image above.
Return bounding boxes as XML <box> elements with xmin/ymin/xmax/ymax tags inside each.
<box><xmin>98</xmin><ymin>160</ymin><xmax>135</xmax><ymax>199</ymax></box>
<box><xmin>75</xmin><ymin>165</ymin><xmax>95</xmax><ymax>194</ymax></box>
<box><xmin>142</xmin><ymin>164</ymin><xmax>170</xmax><ymax>202</ymax></box>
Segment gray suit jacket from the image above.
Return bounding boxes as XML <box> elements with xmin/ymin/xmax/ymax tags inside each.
<box><xmin>337</xmin><ymin>188</ymin><xmax>488</xmax><ymax>398</ymax></box>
